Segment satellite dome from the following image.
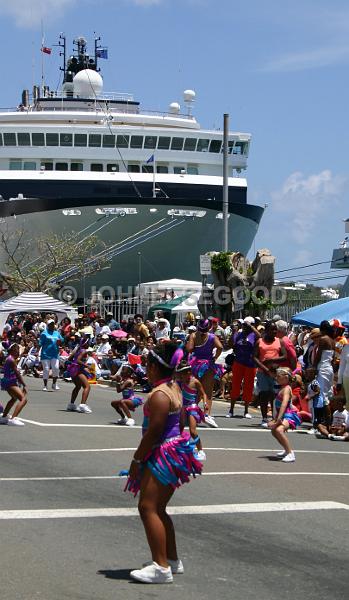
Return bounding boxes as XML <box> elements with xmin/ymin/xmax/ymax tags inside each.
<box><xmin>73</xmin><ymin>69</ymin><xmax>103</xmax><ymax>98</ymax></box>
<box><xmin>183</xmin><ymin>89</ymin><xmax>196</xmax><ymax>102</ymax></box>
<box><xmin>169</xmin><ymin>102</ymin><xmax>180</xmax><ymax>114</ymax></box>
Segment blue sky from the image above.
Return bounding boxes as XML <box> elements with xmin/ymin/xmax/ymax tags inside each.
<box><xmin>0</xmin><ymin>0</ymin><xmax>348</xmax><ymax>285</ymax></box>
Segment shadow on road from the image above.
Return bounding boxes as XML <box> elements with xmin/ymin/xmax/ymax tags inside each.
<box><xmin>97</xmin><ymin>569</ymin><xmax>131</xmax><ymax>581</ymax></box>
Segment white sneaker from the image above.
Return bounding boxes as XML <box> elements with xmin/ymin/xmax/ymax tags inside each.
<box><xmin>77</xmin><ymin>404</ymin><xmax>92</xmax><ymax>413</ymax></box>
<box><xmin>205</xmin><ymin>415</ymin><xmax>219</xmax><ymax>428</ymax></box>
<box><xmin>42</xmin><ymin>386</ymin><xmax>48</xmax><ymax>392</ymax></box>
<box><xmin>142</xmin><ymin>558</ymin><xmax>184</xmax><ymax>575</ymax></box>
<box><xmin>307</xmin><ymin>427</ymin><xmax>316</xmax><ymax>435</ymax></box>
<box><xmin>282</xmin><ymin>452</ymin><xmax>295</xmax><ymax>463</ymax></box>
<box><xmin>277</xmin><ymin>450</ymin><xmax>286</xmax><ymax>457</ymax></box>
<box><xmin>260</xmin><ymin>420</ymin><xmax>269</xmax><ymax>428</ymax></box>
<box><xmin>244</xmin><ymin>413</ymin><xmax>252</xmax><ymax>419</ymax></box>
<box><xmin>225</xmin><ymin>411</ymin><xmax>234</xmax><ymax>418</ymax></box>
<box><xmin>52</xmin><ymin>384</ymin><xmax>60</xmax><ymax>391</ymax></box>
<box><xmin>66</xmin><ymin>403</ymin><xmax>77</xmax><ymax>412</ymax></box>
<box><xmin>0</xmin><ymin>416</ymin><xmax>9</xmax><ymax>425</ymax></box>
<box><xmin>8</xmin><ymin>417</ymin><xmax>25</xmax><ymax>426</ymax></box>
<box><xmin>125</xmin><ymin>418</ymin><xmax>135</xmax><ymax>426</ymax></box>
<box><xmin>117</xmin><ymin>417</ymin><xmax>128</xmax><ymax>425</ymax></box>
<box><xmin>130</xmin><ymin>561</ymin><xmax>173</xmax><ymax>584</ymax></box>
<box><xmin>195</xmin><ymin>450</ymin><xmax>207</xmax><ymax>462</ymax></box>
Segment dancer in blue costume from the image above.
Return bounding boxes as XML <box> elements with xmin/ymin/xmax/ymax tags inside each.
<box><xmin>125</xmin><ymin>341</ymin><xmax>202</xmax><ymax>584</ymax></box>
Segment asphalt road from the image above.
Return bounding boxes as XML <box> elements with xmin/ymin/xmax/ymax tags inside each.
<box><xmin>0</xmin><ymin>379</ymin><xmax>348</xmax><ymax>600</ymax></box>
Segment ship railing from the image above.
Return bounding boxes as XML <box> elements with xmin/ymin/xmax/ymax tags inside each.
<box><xmin>0</xmin><ymin>104</ymin><xmax>196</xmax><ymax>120</ymax></box>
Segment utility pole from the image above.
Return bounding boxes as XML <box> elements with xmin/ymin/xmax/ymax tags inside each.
<box><xmin>222</xmin><ymin>113</ymin><xmax>229</xmax><ymax>252</ymax></box>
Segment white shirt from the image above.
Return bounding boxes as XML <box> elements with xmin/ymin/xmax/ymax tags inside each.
<box><xmin>332</xmin><ymin>409</ymin><xmax>349</xmax><ymax>429</ymax></box>
<box><xmin>95</xmin><ymin>342</ymin><xmax>111</xmax><ymax>356</ymax></box>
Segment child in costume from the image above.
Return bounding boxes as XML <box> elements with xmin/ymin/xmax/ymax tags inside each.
<box><xmin>0</xmin><ymin>344</ymin><xmax>28</xmax><ymax>426</ymax></box>
<box><xmin>125</xmin><ymin>342</ymin><xmax>202</xmax><ymax>584</ymax></box>
<box><xmin>111</xmin><ymin>364</ymin><xmax>143</xmax><ymax>426</ymax></box>
<box><xmin>66</xmin><ymin>336</ymin><xmax>93</xmax><ymax>413</ymax></box>
<box><xmin>176</xmin><ymin>360</ymin><xmax>207</xmax><ymax>461</ymax></box>
<box><xmin>268</xmin><ymin>367</ymin><xmax>301</xmax><ymax>462</ymax></box>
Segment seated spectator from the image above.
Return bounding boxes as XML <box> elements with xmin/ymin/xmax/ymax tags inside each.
<box><xmin>317</xmin><ymin>395</ymin><xmax>349</xmax><ymax>441</ymax></box>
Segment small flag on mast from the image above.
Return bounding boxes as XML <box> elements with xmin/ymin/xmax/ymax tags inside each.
<box><xmin>146</xmin><ymin>154</ymin><xmax>154</xmax><ymax>164</ymax></box>
<box><xmin>96</xmin><ymin>48</ymin><xmax>108</xmax><ymax>59</ymax></box>
<box><xmin>41</xmin><ymin>46</ymin><xmax>52</xmax><ymax>55</ymax></box>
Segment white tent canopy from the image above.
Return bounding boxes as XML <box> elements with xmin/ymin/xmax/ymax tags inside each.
<box><xmin>138</xmin><ymin>278</ymin><xmax>202</xmax><ymax>295</ymax></box>
<box><xmin>0</xmin><ymin>292</ymin><xmax>78</xmax><ymax>333</ymax></box>
<box><xmin>172</xmin><ymin>292</ymin><xmax>200</xmax><ymax>313</ymax></box>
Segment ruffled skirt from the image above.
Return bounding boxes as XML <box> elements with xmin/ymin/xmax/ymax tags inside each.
<box><xmin>184</xmin><ymin>403</ymin><xmax>206</xmax><ymax>424</ymax></box>
<box><xmin>124</xmin><ymin>432</ymin><xmax>202</xmax><ymax>496</ymax></box>
<box><xmin>189</xmin><ymin>357</ymin><xmax>223</xmax><ymax>381</ymax></box>
<box><xmin>282</xmin><ymin>410</ymin><xmax>302</xmax><ymax>430</ymax></box>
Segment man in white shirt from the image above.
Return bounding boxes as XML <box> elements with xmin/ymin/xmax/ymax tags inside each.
<box><xmin>95</xmin><ymin>334</ymin><xmax>111</xmax><ymax>357</ymax></box>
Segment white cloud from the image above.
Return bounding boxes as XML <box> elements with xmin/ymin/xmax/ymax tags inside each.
<box><xmin>261</xmin><ymin>45</ymin><xmax>349</xmax><ymax>73</ymax></box>
<box><xmin>0</xmin><ymin>0</ymin><xmax>77</xmax><ymax>28</ymax></box>
<box><xmin>271</xmin><ymin>170</ymin><xmax>345</xmax><ymax>246</ymax></box>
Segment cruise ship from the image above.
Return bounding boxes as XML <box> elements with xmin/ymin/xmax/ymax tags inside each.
<box><xmin>0</xmin><ymin>35</ymin><xmax>264</xmax><ymax>290</ymax></box>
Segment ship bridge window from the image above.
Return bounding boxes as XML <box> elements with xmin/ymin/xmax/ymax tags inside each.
<box><xmin>18</xmin><ymin>133</ymin><xmax>30</xmax><ymax>146</ymax></box>
<box><xmin>130</xmin><ymin>135</ymin><xmax>143</xmax><ymax>149</ymax></box>
<box><xmin>184</xmin><ymin>138</ymin><xmax>197</xmax><ymax>151</ymax></box>
<box><xmin>23</xmin><ymin>161</ymin><xmax>36</xmax><ymax>170</ymax></box>
<box><xmin>171</xmin><ymin>137</ymin><xmax>184</xmax><ymax>150</ymax></box>
<box><xmin>4</xmin><ymin>133</ymin><xmax>16</xmax><ymax>146</ymax></box>
<box><xmin>209</xmin><ymin>139</ymin><xmax>222</xmax><ymax>153</ymax></box>
<box><xmin>197</xmin><ymin>139</ymin><xmax>209</xmax><ymax>152</ymax></box>
<box><xmin>156</xmin><ymin>165</ymin><xmax>168</xmax><ymax>174</ymax></box>
<box><xmin>142</xmin><ymin>165</ymin><xmax>153</xmax><ymax>173</ymax></box>
<box><xmin>56</xmin><ymin>162</ymin><xmax>68</xmax><ymax>171</ymax></box>
<box><xmin>128</xmin><ymin>164</ymin><xmax>140</xmax><ymax>173</ymax></box>
<box><xmin>228</xmin><ymin>141</ymin><xmax>234</xmax><ymax>154</ymax></box>
<box><xmin>158</xmin><ymin>137</ymin><xmax>171</xmax><ymax>150</ymax></box>
<box><xmin>71</xmin><ymin>162</ymin><xmax>83</xmax><ymax>171</ymax></box>
<box><xmin>0</xmin><ymin>133</ymin><xmax>3</xmax><ymax>146</ymax></box>
<box><xmin>116</xmin><ymin>135</ymin><xmax>129</xmax><ymax>148</ymax></box>
<box><xmin>89</xmin><ymin>134</ymin><xmax>101</xmax><ymax>148</ymax></box>
<box><xmin>32</xmin><ymin>133</ymin><xmax>45</xmax><ymax>146</ymax></box>
<box><xmin>46</xmin><ymin>133</ymin><xmax>59</xmax><ymax>146</ymax></box>
<box><xmin>9</xmin><ymin>160</ymin><xmax>22</xmax><ymax>170</ymax></box>
<box><xmin>233</xmin><ymin>142</ymin><xmax>243</xmax><ymax>155</ymax></box>
<box><xmin>91</xmin><ymin>163</ymin><xmax>104</xmax><ymax>171</ymax></box>
<box><xmin>173</xmin><ymin>166</ymin><xmax>186</xmax><ymax>174</ymax></box>
<box><xmin>144</xmin><ymin>136</ymin><xmax>157</xmax><ymax>149</ymax></box>
<box><xmin>103</xmin><ymin>135</ymin><xmax>115</xmax><ymax>148</ymax></box>
<box><xmin>75</xmin><ymin>134</ymin><xmax>87</xmax><ymax>147</ymax></box>
<box><xmin>60</xmin><ymin>133</ymin><xmax>73</xmax><ymax>147</ymax></box>
<box><xmin>41</xmin><ymin>162</ymin><xmax>53</xmax><ymax>170</ymax></box>
<box><xmin>107</xmin><ymin>164</ymin><xmax>119</xmax><ymax>172</ymax></box>
<box><xmin>187</xmin><ymin>165</ymin><xmax>199</xmax><ymax>175</ymax></box>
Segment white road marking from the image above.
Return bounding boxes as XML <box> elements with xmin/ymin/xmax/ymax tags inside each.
<box><xmin>0</xmin><ymin>501</ymin><xmax>347</xmax><ymax>520</ymax></box>
<box><xmin>0</xmin><ymin>446</ymin><xmax>348</xmax><ymax>456</ymax></box>
<box><xmin>0</xmin><ymin>472</ymin><xmax>348</xmax><ymax>482</ymax></box>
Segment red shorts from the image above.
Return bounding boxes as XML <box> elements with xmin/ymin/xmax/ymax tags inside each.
<box><xmin>230</xmin><ymin>361</ymin><xmax>256</xmax><ymax>402</ymax></box>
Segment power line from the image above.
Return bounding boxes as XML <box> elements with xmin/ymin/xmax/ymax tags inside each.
<box><xmin>276</xmin><ymin>269</ymin><xmax>346</xmax><ymax>281</ymax></box>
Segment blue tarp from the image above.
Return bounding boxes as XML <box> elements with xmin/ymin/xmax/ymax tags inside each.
<box><xmin>292</xmin><ymin>297</ymin><xmax>349</xmax><ymax>327</ymax></box>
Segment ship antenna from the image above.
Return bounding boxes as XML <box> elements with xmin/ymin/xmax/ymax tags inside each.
<box><xmin>58</xmin><ymin>33</ymin><xmax>66</xmax><ymax>80</ymax></box>
<box><xmin>94</xmin><ymin>34</ymin><xmax>101</xmax><ymax>72</ymax></box>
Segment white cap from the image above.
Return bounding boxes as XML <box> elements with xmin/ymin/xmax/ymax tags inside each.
<box><xmin>173</xmin><ymin>326</ymin><xmax>181</xmax><ymax>332</ymax></box>
<box><xmin>47</xmin><ymin>319</ymin><xmax>55</xmax><ymax>325</ymax></box>
<box><xmin>188</xmin><ymin>325</ymin><xmax>197</xmax><ymax>331</ymax></box>
<box><xmin>101</xmin><ymin>334</ymin><xmax>109</xmax><ymax>340</ymax></box>
<box><xmin>243</xmin><ymin>316</ymin><xmax>255</xmax><ymax>325</ymax></box>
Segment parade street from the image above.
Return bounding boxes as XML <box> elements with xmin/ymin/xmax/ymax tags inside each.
<box><xmin>0</xmin><ymin>379</ymin><xmax>348</xmax><ymax>600</ymax></box>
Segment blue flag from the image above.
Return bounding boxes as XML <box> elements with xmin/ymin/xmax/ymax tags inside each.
<box><xmin>146</xmin><ymin>154</ymin><xmax>154</xmax><ymax>164</ymax></box>
<box><xmin>97</xmin><ymin>48</ymin><xmax>108</xmax><ymax>59</ymax></box>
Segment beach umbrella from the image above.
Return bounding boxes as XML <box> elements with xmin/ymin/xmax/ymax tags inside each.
<box><xmin>292</xmin><ymin>297</ymin><xmax>349</xmax><ymax>327</ymax></box>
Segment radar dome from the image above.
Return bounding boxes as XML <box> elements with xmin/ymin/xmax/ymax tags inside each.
<box><xmin>169</xmin><ymin>102</ymin><xmax>180</xmax><ymax>114</ymax></box>
<box><xmin>73</xmin><ymin>69</ymin><xmax>103</xmax><ymax>98</ymax></box>
<box><xmin>183</xmin><ymin>89</ymin><xmax>196</xmax><ymax>102</ymax></box>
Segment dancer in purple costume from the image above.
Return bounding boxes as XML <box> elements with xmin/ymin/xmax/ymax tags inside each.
<box><xmin>0</xmin><ymin>344</ymin><xmax>28</xmax><ymax>426</ymax></box>
<box><xmin>66</xmin><ymin>336</ymin><xmax>93</xmax><ymax>413</ymax></box>
<box><xmin>186</xmin><ymin>318</ymin><xmax>223</xmax><ymax>428</ymax></box>
<box><xmin>125</xmin><ymin>342</ymin><xmax>202</xmax><ymax>584</ymax></box>
<box><xmin>176</xmin><ymin>359</ymin><xmax>207</xmax><ymax>461</ymax></box>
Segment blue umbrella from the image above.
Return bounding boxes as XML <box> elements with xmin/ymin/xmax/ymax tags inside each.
<box><xmin>292</xmin><ymin>297</ymin><xmax>349</xmax><ymax>327</ymax></box>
